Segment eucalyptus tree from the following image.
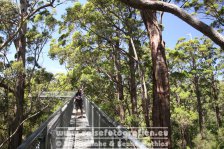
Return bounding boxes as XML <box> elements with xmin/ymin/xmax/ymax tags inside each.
<box><xmin>175</xmin><ymin>37</ymin><xmax>222</xmax><ymax>135</ymax></box>
<box><xmin>116</xmin><ymin>0</ymin><xmax>224</xmax><ymax>147</ymax></box>
<box><xmin>51</xmin><ymin>2</ymin><xmax>126</xmax><ymax>120</ymax></box>
<box><xmin>0</xmin><ymin>0</ymin><xmax>60</xmax><ymax>148</ymax></box>
<box><xmin>50</xmin><ymin>0</ymin><xmax>150</xmax><ymax>124</ymax></box>
<box><xmin>118</xmin><ymin>0</ymin><xmax>224</xmax><ymax>49</ymax></box>
<box><xmin>178</xmin><ymin>0</ymin><xmax>224</xmax><ymax>29</ymax></box>
<box><xmin>168</xmin><ymin>37</ymin><xmax>223</xmax><ymax>147</ymax></box>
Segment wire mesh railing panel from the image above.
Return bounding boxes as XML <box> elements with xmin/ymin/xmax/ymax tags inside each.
<box><xmin>18</xmin><ymin>96</ymin><xmax>74</xmax><ymax>149</ymax></box>
<box><xmin>84</xmin><ymin>97</ymin><xmax>148</xmax><ymax>149</ymax></box>
<box><xmin>39</xmin><ymin>91</ymin><xmax>75</xmax><ymax>98</ymax></box>
<box><xmin>19</xmin><ymin>95</ymin><xmax>149</xmax><ymax>149</ymax></box>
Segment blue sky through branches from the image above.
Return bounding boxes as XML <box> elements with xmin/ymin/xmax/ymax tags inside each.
<box><xmin>40</xmin><ymin>0</ymin><xmax>204</xmax><ymax>74</ymax></box>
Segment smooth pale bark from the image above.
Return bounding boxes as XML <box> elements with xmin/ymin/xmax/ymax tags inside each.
<box><xmin>119</xmin><ymin>0</ymin><xmax>224</xmax><ymax>49</ymax></box>
<box><xmin>140</xmin><ymin>70</ymin><xmax>150</xmax><ymax>128</ymax></box>
<box><xmin>128</xmin><ymin>41</ymin><xmax>138</xmax><ymax>119</ymax></box>
<box><xmin>130</xmin><ymin>38</ymin><xmax>150</xmax><ymax>127</ymax></box>
<box><xmin>141</xmin><ymin>9</ymin><xmax>171</xmax><ymax>148</ymax></box>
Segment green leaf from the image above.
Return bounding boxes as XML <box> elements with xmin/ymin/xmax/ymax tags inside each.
<box><xmin>34</xmin><ymin>14</ymin><xmax>43</xmax><ymax>22</ymax></box>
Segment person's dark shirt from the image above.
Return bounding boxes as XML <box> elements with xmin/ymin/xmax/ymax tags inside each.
<box><xmin>75</xmin><ymin>91</ymin><xmax>82</xmax><ymax>101</ymax></box>
<box><xmin>76</xmin><ymin>91</ymin><xmax>81</xmax><ymax>97</ymax></box>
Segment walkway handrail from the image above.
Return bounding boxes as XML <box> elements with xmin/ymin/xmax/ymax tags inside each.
<box><xmin>117</xmin><ymin>125</ymin><xmax>148</xmax><ymax>149</ymax></box>
<box><xmin>18</xmin><ymin>95</ymin><xmax>74</xmax><ymax>149</ymax></box>
<box><xmin>84</xmin><ymin>97</ymin><xmax>148</xmax><ymax>149</ymax></box>
<box><xmin>19</xmin><ymin>95</ymin><xmax>149</xmax><ymax>149</ymax></box>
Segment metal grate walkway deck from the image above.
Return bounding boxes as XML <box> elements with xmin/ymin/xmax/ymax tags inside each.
<box><xmin>58</xmin><ymin>108</ymin><xmax>94</xmax><ymax>149</ymax></box>
<box><xmin>72</xmin><ymin>110</ymin><xmax>94</xmax><ymax>149</ymax></box>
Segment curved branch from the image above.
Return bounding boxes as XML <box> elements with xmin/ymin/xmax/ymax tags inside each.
<box><xmin>26</xmin><ymin>0</ymin><xmax>56</xmax><ymax>20</ymax></box>
<box><xmin>0</xmin><ymin>20</ymin><xmax>24</xmax><ymax>51</ymax></box>
<box><xmin>119</xmin><ymin>0</ymin><xmax>224</xmax><ymax>49</ymax></box>
<box><xmin>0</xmin><ymin>104</ymin><xmax>49</xmax><ymax>148</ymax></box>
<box><xmin>0</xmin><ymin>0</ymin><xmax>56</xmax><ymax>51</ymax></box>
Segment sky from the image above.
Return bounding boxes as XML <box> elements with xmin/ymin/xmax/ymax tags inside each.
<box><xmin>40</xmin><ymin>0</ymin><xmax>204</xmax><ymax>74</ymax></box>
<box><xmin>37</xmin><ymin>1</ymin><xmax>85</xmax><ymax>74</ymax></box>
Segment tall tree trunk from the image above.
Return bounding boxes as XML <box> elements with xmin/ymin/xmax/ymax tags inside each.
<box><xmin>193</xmin><ymin>76</ymin><xmax>204</xmax><ymax>137</ymax></box>
<box><xmin>141</xmin><ymin>10</ymin><xmax>171</xmax><ymax>148</ymax></box>
<box><xmin>113</xmin><ymin>42</ymin><xmax>125</xmax><ymax>122</ymax></box>
<box><xmin>207</xmin><ymin>50</ymin><xmax>222</xmax><ymax>127</ymax></box>
<box><xmin>191</xmin><ymin>52</ymin><xmax>203</xmax><ymax>137</ymax></box>
<box><xmin>140</xmin><ymin>66</ymin><xmax>150</xmax><ymax>128</ymax></box>
<box><xmin>211</xmin><ymin>75</ymin><xmax>222</xmax><ymax>127</ymax></box>
<box><xmin>139</xmin><ymin>64</ymin><xmax>150</xmax><ymax>128</ymax></box>
<box><xmin>10</xmin><ymin>0</ymin><xmax>27</xmax><ymax>148</ymax></box>
<box><xmin>128</xmin><ymin>41</ymin><xmax>138</xmax><ymax>120</ymax></box>
<box><xmin>130</xmin><ymin>38</ymin><xmax>150</xmax><ymax>127</ymax></box>
<box><xmin>181</xmin><ymin>127</ymin><xmax>187</xmax><ymax>149</ymax></box>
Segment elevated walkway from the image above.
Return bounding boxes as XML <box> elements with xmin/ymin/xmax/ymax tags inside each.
<box><xmin>18</xmin><ymin>94</ymin><xmax>149</xmax><ymax>149</ymax></box>
<box><xmin>58</xmin><ymin>109</ymin><xmax>94</xmax><ymax>149</ymax></box>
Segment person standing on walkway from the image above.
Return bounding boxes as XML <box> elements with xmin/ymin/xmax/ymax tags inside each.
<box><xmin>74</xmin><ymin>88</ymin><xmax>83</xmax><ymax>117</ymax></box>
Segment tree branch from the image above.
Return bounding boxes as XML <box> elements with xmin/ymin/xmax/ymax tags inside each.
<box><xmin>119</xmin><ymin>0</ymin><xmax>224</xmax><ymax>49</ymax></box>
<box><xmin>0</xmin><ymin>20</ymin><xmax>24</xmax><ymax>51</ymax></box>
<box><xmin>0</xmin><ymin>0</ymin><xmax>57</xmax><ymax>51</ymax></box>
<box><xmin>26</xmin><ymin>0</ymin><xmax>56</xmax><ymax>20</ymax></box>
<box><xmin>0</xmin><ymin>104</ymin><xmax>49</xmax><ymax>148</ymax></box>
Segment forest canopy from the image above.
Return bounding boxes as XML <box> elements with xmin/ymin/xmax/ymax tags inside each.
<box><xmin>0</xmin><ymin>0</ymin><xmax>223</xmax><ymax>148</ymax></box>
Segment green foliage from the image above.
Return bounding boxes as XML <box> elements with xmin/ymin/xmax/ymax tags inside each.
<box><xmin>169</xmin><ymin>36</ymin><xmax>224</xmax><ymax>148</ymax></box>
<box><xmin>0</xmin><ymin>0</ymin><xmax>19</xmax><ymax>31</ymax></box>
<box><xmin>176</xmin><ymin>0</ymin><xmax>224</xmax><ymax>29</ymax></box>
<box><xmin>33</xmin><ymin>69</ymin><xmax>53</xmax><ymax>84</ymax></box>
<box><xmin>172</xmin><ymin>107</ymin><xmax>197</xmax><ymax>127</ymax></box>
<box><xmin>217</xmin><ymin>128</ymin><xmax>224</xmax><ymax>147</ymax></box>
<box><xmin>1</xmin><ymin>0</ymin><xmax>223</xmax><ymax>148</ymax></box>
<box><xmin>34</xmin><ymin>14</ymin><xmax>43</xmax><ymax>22</ymax></box>
<box><xmin>45</xmin><ymin>15</ymin><xmax>57</xmax><ymax>28</ymax></box>
<box><xmin>47</xmin><ymin>1</ymin><xmax>224</xmax><ymax>148</ymax></box>
<box><xmin>125</xmin><ymin>115</ymin><xmax>139</xmax><ymax>126</ymax></box>
<box><xmin>193</xmin><ymin>131</ymin><xmax>218</xmax><ymax>149</ymax></box>
<box><xmin>11</xmin><ymin>61</ymin><xmax>25</xmax><ymax>74</ymax></box>
<box><xmin>0</xmin><ymin>0</ymin><xmax>63</xmax><ymax>147</ymax></box>
<box><xmin>27</xmin><ymin>56</ymin><xmax>35</xmax><ymax>64</ymax></box>
<box><xmin>49</xmin><ymin>0</ymin><xmax>150</xmax><ymax>129</ymax></box>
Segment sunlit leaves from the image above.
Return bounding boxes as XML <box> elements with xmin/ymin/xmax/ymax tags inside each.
<box><xmin>0</xmin><ymin>0</ymin><xmax>19</xmax><ymax>42</ymax></box>
<box><xmin>172</xmin><ymin>107</ymin><xmax>198</xmax><ymax>127</ymax></box>
<box><xmin>169</xmin><ymin>35</ymin><xmax>224</xmax><ymax>148</ymax></box>
<box><xmin>34</xmin><ymin>14</ymin><xmax>43</xmax><ymax>22</ymax></box>
<box><xmin>177</xmin><ymin>0</ymin><xmax>224</xmax><ymax>29</ymax></box>
<box><xmin>45</xmin><ymin>15</ymin><xmax>57</xmax><ymax>28</ymax></box>
<box><xmin>13</xmin><ymin>61</ymin><xmax>24</xmax><ymax>72</ymax></box>
<box><xmin>33</xmin><ymin>68</ymin><xmax>53</xmax><ymax>84</ymax></box>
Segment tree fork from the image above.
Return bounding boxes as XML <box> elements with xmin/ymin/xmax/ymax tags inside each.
<box><xmin>119</xmin><ymin>0</ymin><xmax>224</xmax><ymax>49</ymax></box>
<box><xmin>9</xmin><ymin>0</ymin><xmax>27</xmax><ymax>148</ymax></box>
